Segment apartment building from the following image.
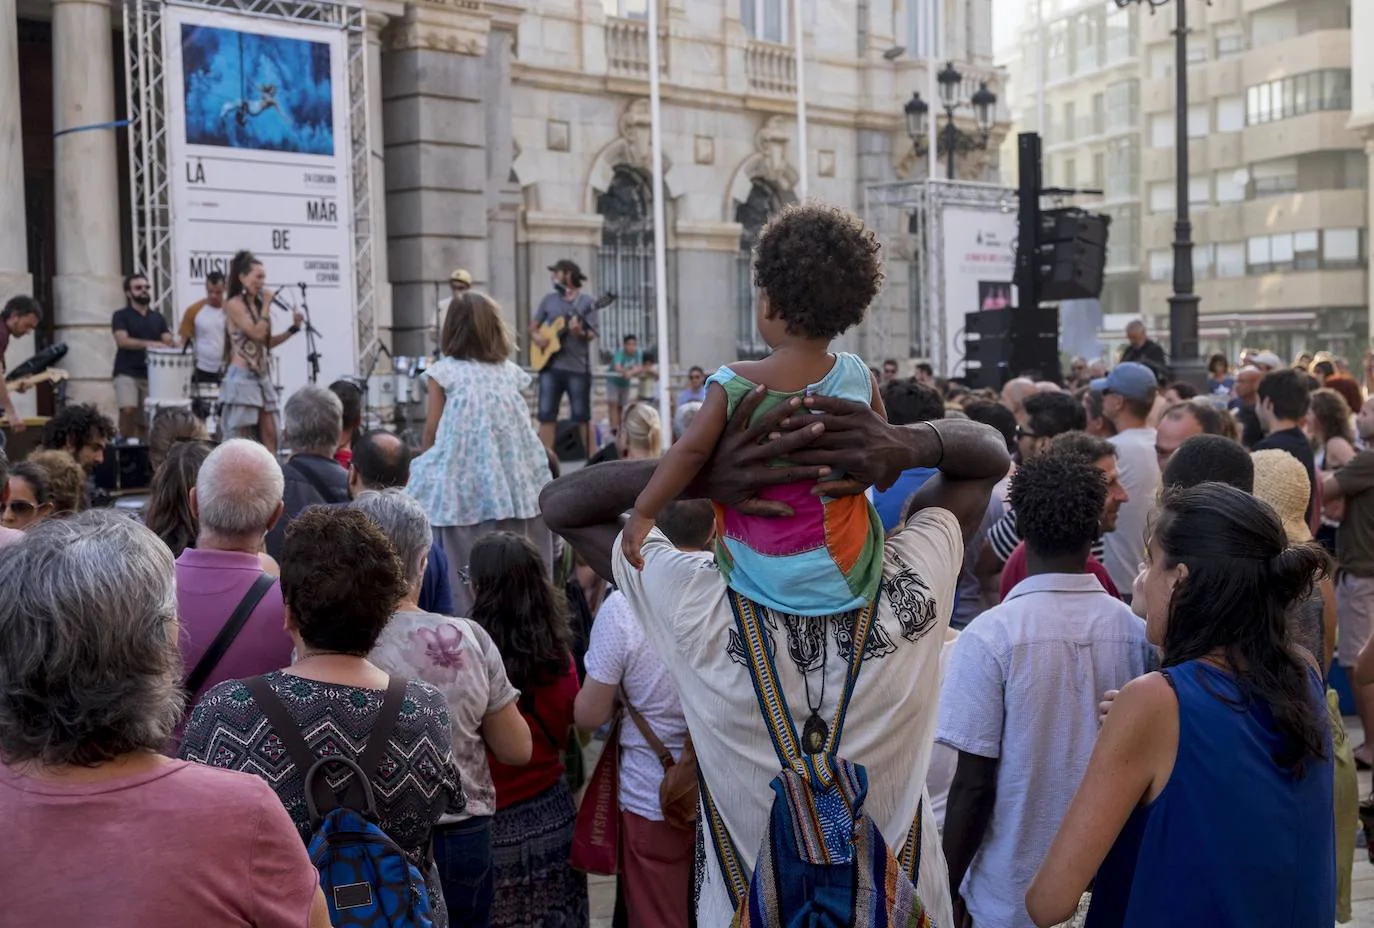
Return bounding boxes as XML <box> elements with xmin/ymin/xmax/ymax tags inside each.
<box><xmin>1136</xmin><ymin>0</ymin><xmax>1362</xmax><ymax>361</ymax></box>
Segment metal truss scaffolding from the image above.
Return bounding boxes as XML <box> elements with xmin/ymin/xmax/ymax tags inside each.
<box><xmin>863</xmin><ymin>179</ymin><xmax>1016</xmax><ymax>376</ymax></box>
<box><xmin>124</xmin><ymin>0</ymin><xmax>376</xmax><ymax>369</ymax></box>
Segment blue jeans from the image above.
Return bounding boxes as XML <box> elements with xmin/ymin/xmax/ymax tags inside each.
<box><xmin>538</xmin><ymin>368</ymin><xmax>591</xmax><ymax>422</ymax></box>
<box><xmin>434</xmin><ymin>816</ymin><xmax>494</xmax><ymax>928</ymax></box>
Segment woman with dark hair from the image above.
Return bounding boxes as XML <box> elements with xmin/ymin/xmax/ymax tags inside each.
<box><xmin>148</xmin><ymin>405</ymin><xmax>209</xmax><ymax>471</ymax></box>
<box><xmin>181</xmin><ymin>508</ymin><xmax>465</xmax><ymax>925</ymax></box>
<box><xmin>1206</xmin><ymin>353</ymin><xmax>1233</xmax><ymax>396</ymax></box>
<box><xmin>408</xmin><ymin>291</ymin><xmax>552</xmax><ymax>617</ymax></box>
<box><xmin>3</xmin><ymin>461</ymin><xmax>53</xmax><ymax>529</ymax></box>
<box><xmin>470</xmin><ymin>532</ymin><xmax>587</xmax><ymax>928</ymax></box>
<box><xmin>1027</xmin><ymin>483</ymin><xmax>1334</xmax><ymax>928</ymax></box>
<box><xmin>220</xmin><ymin>249</ymin><xmax>304</xmax><ymax>455</ymax></box>
<box><xmin>1309</xmin><ymin>387</ymin><xmax>1357</xmax><ymax>550</ymax></box>
<box><xmin>143</xmin><ymin>440</ymin><xmax>213</xmax><ymax>558</ymax></box>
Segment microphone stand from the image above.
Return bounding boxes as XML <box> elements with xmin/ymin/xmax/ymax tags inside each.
<box><xmin>297</xmin><ymin>281</ymin><xmax>322</xmax><ymax>385</ymax></box>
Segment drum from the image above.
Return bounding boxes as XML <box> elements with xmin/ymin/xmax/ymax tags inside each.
<box><xmin>393</xmin><ymin>356</ymin><xmax>416</xmax><ymax>406</ymax></box>
<box><xmin>146</xmin><ymin>348</ymin><xmax>194</xmax><ymax>403</ymax></box>
<box><xmin>367</xmin><ymin>371</ymin><xmax>396</xmax><ymax>409</ymax></box>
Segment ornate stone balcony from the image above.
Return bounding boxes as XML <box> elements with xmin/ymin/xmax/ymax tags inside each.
<box><xmin>606</xmin><ymin>16</ymin><xmax>667</xmax><ymax>79</ymax></box>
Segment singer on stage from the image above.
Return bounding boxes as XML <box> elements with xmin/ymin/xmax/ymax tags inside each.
<box><xmin>220</xmin><ymin>250</ymin><xmax>304</xmax><ymax>455</ymax></box>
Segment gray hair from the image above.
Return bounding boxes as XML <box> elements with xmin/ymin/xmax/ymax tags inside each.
<box><xmin>0</xmin><ymin>511</ymin><xmax>182</xmax><ymax>766</ymax></box>
<box><xmin>284</xmin><ymin>384</ymin><xmax>343</xmax><ymax>454</ymax></box>
<box><xmin>196</xmin><ymin>439</ymin><xmax>284</xmax><ymax>537</ymax></box>
<box><xmin>351</xmin><ymin>488</ymin><xmax>432</xmax><ymax>585</ymax></box>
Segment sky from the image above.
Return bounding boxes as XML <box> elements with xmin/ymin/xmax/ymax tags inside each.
<box><xmin>992</xmin><ymin>0</ymin><xmax>1029</xmax><ymax>57</ymax></box>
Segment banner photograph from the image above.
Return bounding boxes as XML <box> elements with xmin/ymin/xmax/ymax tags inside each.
<box><xmin>164</xmin><ymin>4</ymin><xmax>357</xmax><ymax>402</ymax></box>
<box><xmin>938</xmin><ymin>206</ymin><xmax>1016</xmax><ymax>377</ymax></box>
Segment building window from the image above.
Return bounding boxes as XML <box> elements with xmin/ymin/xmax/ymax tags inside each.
<box><xmin>1148</xmin><ymin>44</ymin><xmax>1172</xmax><ymax>80</ymax></box>
<box><xmin>1063</xmin><ymin>101</ymin><xmax>1076</xmax><ymax>141</ymax></box>
<box><xmin>1192</xmin><ymin>243</ymin><xmax>1213</xmax><ymax>279</ymax></box>
<box><xmin>1214</xmin><ymin>169</ymin><xmax>1245</xmax><ymax>203</ymax></box>
<box><xmin>1215</xmin><ymin>95</ymin><xmax>1244</xmax><ymax>133</ymax></box>
<box><xmin>1247</xmin><ymin>235</ymin><xmax>1272</xmax><ymax>273</ymax></box>
<box><xmin>1293</xmin><ymin>230</ymin><xmax>1320</xmax><ymax>271</ymax></box>
<box><xmin>603</xmin><ymin>0</ymin><xmax>648</xmax><ymax>17</ymax></box>
<box><xmin>1214</xmin><ymin>23</ymin><xmax>1245</xmax><ymax>58</ymax></box>
<box><xmin>1090</xmin><ymin>92</ymin><xmax>1105</xmax><ymax>135</ymax></box>
<box><xmin>1105</xmin><ymin>79</ymin><xmax>1139</xmax><ymax>132</ymax></box>
<box><xmin>1189</xmin><ymin>174</ymin><xmax>1209</xmax><ymax>207</ymax></box>
<box><xmin>1149</xmin><ymin>113</ymin><xmax>1175</xmax><ymax>149</ymax></box>
<box><xmin>1047</xmin><ymin>20</ymin><xmax>1069</xmax><ymax>82</ymax></box>
<box><xmin>1148</xmin><ymin>181</ymin><xmax>1174</xmax><ymax>213</ymax></box>
<box><xmin>907</xmin><ymin>0</ymin><xmax>940</xmax><ymax>58</ymax></box>
<box><xmin>743</xmin><ymin>0</ymin><xmax>786</xmax><ymax>43</ymax></box>
<box><xmin>597</xmin><ymin>166</ymin><xmax>659</xmax><ymax>355</ymax></box>
<box><xmin>1325</xmin><ymin>229</ymin><xmax>1362</xmax><ymax>267</ymax></box>
<box><xmin>1148</xmin><ymin>249</ymin><xmax>1171</xmax><ymax>281</ymax></box>
<box><xmin>736</xmin><ymin>179</ymin><xmax>784</xmax><ymax>356</ymax></box>
<box><xmin>1105</xmin><ymin>3</ymin><xmax>1135</xmax><ymax>62</ymax></box>
<box><xmin>1092</xmin><ymin>152</ymin><xmax>1105</xmax><ymax>189</ymax></box>
<box><xmin>1251</xmin><ymin>157</ymin><xmax>1298</xmax><ymax>197</ymax></box>
<box><xmin>1187</xmin><ymin>105</ymin><xmax>1209</xmax><ymax>138</ymax></box>
<box><xmin>1185</xmin><ymin>36</ymin><xmax>1207</xmax><ymax>65</ymax></box>
<box><xmin>1105</xmin><ymin>137</ymin><xmax>1139</xmax><ymax>200</ymax></box>
<box><xmin>1216</xmin><ymin>242</ymin><xmax>1246</xmax><ymax>277</ymax></box>
<box><xmin>1103</xmin><ymin>204</ymin><xmax>1138</xmax><ymax>269</ymax></box>
<box><xmin>1063</xmin><ymin>156</ymin><xmax>1076</xmax><ymax>189</ymax></box>
<box><xmin>1246</xmin><ymin>231</ymin><xmax>1324</xmax><ymax>274</ymax></box>
<box><xmin>1246</xmin><ymin>70</ymin><xmax>1352</xmax><ymax>126</ymax></box>
<box><xmin>1076</xmin><ymin>11</ymin><xmax>1101</xmax><ymax>71</ymax></box>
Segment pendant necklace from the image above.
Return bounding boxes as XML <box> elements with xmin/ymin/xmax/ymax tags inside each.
<box><xmin>800</xmin><ymin>640</ymin><xmax>829</xmax><ymax>755</ymax></box>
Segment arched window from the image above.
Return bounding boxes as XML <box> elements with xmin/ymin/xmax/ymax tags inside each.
<box><xmin>596</xmin><ymin>166</ymin><xmax>657</xmax><ymax>357</ymax></box>
<box><xmin>735</xmin><ymin>179</ymin><xmax>783</xmax><ymax>357</ymax></box>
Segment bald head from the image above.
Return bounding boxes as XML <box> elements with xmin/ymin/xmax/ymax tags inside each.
<box><xmin>349</xmin><ymin>430</ymin><xmax>413</xmax><ymax>495</ymax></box>
<box><xmin>1001</xmin><ymin>377</ymin><xmax>1037</xmax><ymax>422</ymax></box>
<box><xmin>194</xmin><ymin>438</ymin><xmax>285</xmax><ymax>539</ymax></box>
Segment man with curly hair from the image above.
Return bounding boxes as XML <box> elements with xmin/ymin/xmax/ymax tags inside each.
<box><xmin>937</xmin><ymin>451</ymin><xmax>1152</xmax><ymax>928</ymax></box>
<box><xmin>42</xmin><ymin>403</ymin><xmax>114</xmax><ymax>474</ymax></box>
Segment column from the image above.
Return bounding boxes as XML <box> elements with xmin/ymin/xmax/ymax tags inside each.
<box><xmin>366</xmin><ymin>9</ymin><xmax>394</xmax><ymax>349</ymax></box>
<box><xmin>0</xmin><ymin>0</ymin><xmax>36</xmax><ymax>418</ymax></box>
<box><xmin>382</xmin><ymin>0</ymin><xmax>493</xmax><ymax>357</ymax></box>
<box><xmin>52</xmin><ymin>0</ymin><xmax>125</xmax><ymax>411</ymax></box>
<box><xmin>1368</xmin><ymin>139</ymin><xmax>1374</xmax><ymax>352</ymax></box>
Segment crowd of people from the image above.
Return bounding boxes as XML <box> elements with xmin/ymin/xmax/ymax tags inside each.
<box><xmin>0</xmin><ymin>201</ymin><xmax>1363</xmax><ymax>928</ymax></box>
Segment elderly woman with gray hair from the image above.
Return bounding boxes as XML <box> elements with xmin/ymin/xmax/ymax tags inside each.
<box><xmin>0</xmin><ymin>511</ymin><xmax>329</xmax><ymax>927</ymax></box>
<box><xmin>357</xmin><ymin>487</ymin><xmax>533</xmax><ymax>927</ymax></box>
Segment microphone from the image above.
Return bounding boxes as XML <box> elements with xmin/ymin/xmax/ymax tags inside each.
<box><xmin>270</xmin><ymin>290</ymin><xmax>294</xmax><ymax>313</ymax></box>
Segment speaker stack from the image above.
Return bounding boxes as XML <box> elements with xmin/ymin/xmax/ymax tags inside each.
<box><xmin>963</xmin><ymin>308</ymin><xmax>1062</xmax><ymax>391</ymax></box>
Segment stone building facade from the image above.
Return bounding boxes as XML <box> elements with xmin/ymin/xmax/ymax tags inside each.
<box><xmin>1</xmin><ymin>0</ymin><xmax>1004</xmax><ymax>418</ymax></box>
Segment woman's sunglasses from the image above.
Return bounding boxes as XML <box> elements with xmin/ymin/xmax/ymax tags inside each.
<box><xmin>2</xmin><ymin>500</ymin><xmax>37</xmax><ymax>517</ymax></box>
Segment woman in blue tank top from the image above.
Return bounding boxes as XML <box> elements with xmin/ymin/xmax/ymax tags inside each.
<box><xmin>1027</xmin><ymin>483</ymin><xmax>1335</xmax><ymax>928</ymax></box>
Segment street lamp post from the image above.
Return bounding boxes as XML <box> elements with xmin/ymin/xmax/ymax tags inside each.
<box><xmin>903</xmin><ymin>65</ymin><xmax>997</xmax><ymax>180</ymax></box>
<box><xmin>1115</xmin><ymin>0</ymin><xmax>1203</xmax><ymax>385</ymax></box>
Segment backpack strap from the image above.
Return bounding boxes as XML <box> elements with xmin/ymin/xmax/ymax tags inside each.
<box><xmin>244</xmin><ymin>675</ymin><xmax>335</xmax><ymax>826</ymax></box>
<box><xmin>185</xmin><ymin>572</ymin><xmax>275</xmax><ymax>696</ymax></box>
<box><xmin>724</xmin><ymin>588</ymin><xmax>881</xmax><ymax>788</ymax></box>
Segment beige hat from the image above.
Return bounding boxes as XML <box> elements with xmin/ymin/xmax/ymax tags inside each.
<box><xmin>1250</xmin><ymin>449</ymin><xmax>1313</xmax><ymax>543</ymax></box>
<box><xmin>449</xmin><ymin>268</ymin><xmax>473</xmax><ymax>285</ymax></box>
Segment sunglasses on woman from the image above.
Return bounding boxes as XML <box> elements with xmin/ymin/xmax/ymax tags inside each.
<box><xmin>2</xmin><ymin>500</ymin><xmax>37</xmax><ymax>517</ymax></box>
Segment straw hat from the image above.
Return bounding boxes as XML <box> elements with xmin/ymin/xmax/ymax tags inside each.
<box><xmin>1250</xmin><ymin>449</ymin><xmax>1313</xmax><ymax>543</ymax></box>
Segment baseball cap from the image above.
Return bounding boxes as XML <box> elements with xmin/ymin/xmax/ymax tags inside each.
<box><xmin>1090</xmin><ymin>362</ymin><xmax>1158</xmax><ymax>402</ymax></box>
<box><xmin>548</xmin><ymin>259</ymin><xmax>586</xmax><ymax>282</ymax></box>
<box><xmin>449</xmin><ymin>268</ymin><xmax>472</xmax><ymax>285</ymax></box>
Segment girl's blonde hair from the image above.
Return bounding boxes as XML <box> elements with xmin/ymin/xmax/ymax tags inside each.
<box><xmin>621</xmin><ymin>402</ymin><xmax>662</xmax><ymax>458</ymax></box>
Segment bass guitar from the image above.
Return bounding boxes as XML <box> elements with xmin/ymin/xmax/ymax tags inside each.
<box><xmin>530</xmin><ymin>292</ymin><xmax>617</xmax><ymax>372</ymax></box>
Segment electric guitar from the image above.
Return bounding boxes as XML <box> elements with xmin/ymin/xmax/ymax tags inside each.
<box><xmin>6</xmin><ymin>367</ymin><xmax>69</xmax><ymax>393</ymax></box>
<box><xmin>530</xmin><ymin>292</ymin><xmax>617</xmax><ymax>372</ymax></box>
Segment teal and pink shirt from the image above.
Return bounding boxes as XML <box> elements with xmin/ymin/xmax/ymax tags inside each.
<box><xmin>709</xmin><ymin>352</ymin><xmax>883</xmax><ymax>616</ymax></box>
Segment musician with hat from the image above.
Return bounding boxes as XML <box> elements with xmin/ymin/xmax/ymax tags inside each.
<box><xmin>0</xmin><ymin>296</ymin><xmax>43</xmax><ymax>434</ymax></box>
<box><xmin>449</xmin><ymin>267</ymin><xmax>473</xmax><ymax>300</ymax></box>
<box><xmin>531</xmin><ymin>259</ymin><xmax>600</xmax><ymax>457</ymax></box>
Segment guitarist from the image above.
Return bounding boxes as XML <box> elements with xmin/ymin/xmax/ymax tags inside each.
<box><xmin>0</xmin><ymin>296</ymin><xmax>43</xmax><ymax>434</ymax></box>
<box><xmin>531</xmin><ymin>259</ymin><xmax>601</xmax><ymax>457</ymax></box>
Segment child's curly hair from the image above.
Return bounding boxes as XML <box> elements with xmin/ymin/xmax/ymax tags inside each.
<box><xmin>752</xmin><ymin>203</ymin><xmax>884</xmax><ymax>341</ymax></box>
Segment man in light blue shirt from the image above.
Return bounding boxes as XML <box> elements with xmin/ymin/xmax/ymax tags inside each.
<box><xmin>937</xmin><ymin>450</ymin><xmax>1154</xmax><ymax>928</ymax></box>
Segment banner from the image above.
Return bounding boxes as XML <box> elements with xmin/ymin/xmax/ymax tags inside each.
<box><xmin>938</xmin><ymin>207</ymin><xmax>1017</xmax><ymax>377</ymax></box>
<box><xmin>165</xmin><ymin>6</ymin><xmax>355</xmax><ymax>400</ymax></box>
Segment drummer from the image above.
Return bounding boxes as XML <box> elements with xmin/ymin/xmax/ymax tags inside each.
<box><xmin>111</xmin><ymin>273</ymin><xmax>177</xmax><ymax>441</ymax></box>
<box><xmin>177</xmin><ymin>271</ymin><xmax>228</xmax><ymax>385</ymax></box>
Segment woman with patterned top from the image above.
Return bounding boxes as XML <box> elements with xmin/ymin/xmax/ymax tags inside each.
<box><xmin>471</xmin><ymin>532</ymin><xmax>587</xmax><ymax>928</ymax></box>
<box><xmin>357</xmin><ymin>488</ymin><xmax>534</xmax><ymax>928</ymax></box>
<box><xmin>407</xmin><ymin>291</ymin><xmax>553</xmax><ymax>617</ymax></box>
<box><xmin>220</xmin><ymin>250</ymin><xmax>304</xmax><ymax>455</ymax></box>
<box><xmin>180</xmin><ymin>507</ymin><xmax>466</xmax><ymax>926</ymax></box>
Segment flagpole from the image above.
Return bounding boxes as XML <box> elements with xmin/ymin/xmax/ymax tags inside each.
<box><xmin>647</xmin><ymin>0</ymin><xmax>673</xmax><ymax>446</ymax></box>
<box><xmin>794</xmin><ymin>0</ymin><xmax>808</xmax><ymax>200</ymax></box>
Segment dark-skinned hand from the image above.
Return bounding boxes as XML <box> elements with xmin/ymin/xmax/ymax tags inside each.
<box><xmin>687</xmin><ymin>386</ymin><xmax>833</xmax><ymax>517</ymax></box>
<box><xmin>774</xmin><ymin>394</ymin><xmax>916</xmax><ymax>495</ymax></box>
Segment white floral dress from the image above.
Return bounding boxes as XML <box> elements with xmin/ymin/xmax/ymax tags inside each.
<box><xmin>408</xmin><ymin>358</ymin><xmax>551</xmax><ymax>528</ymax></box>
